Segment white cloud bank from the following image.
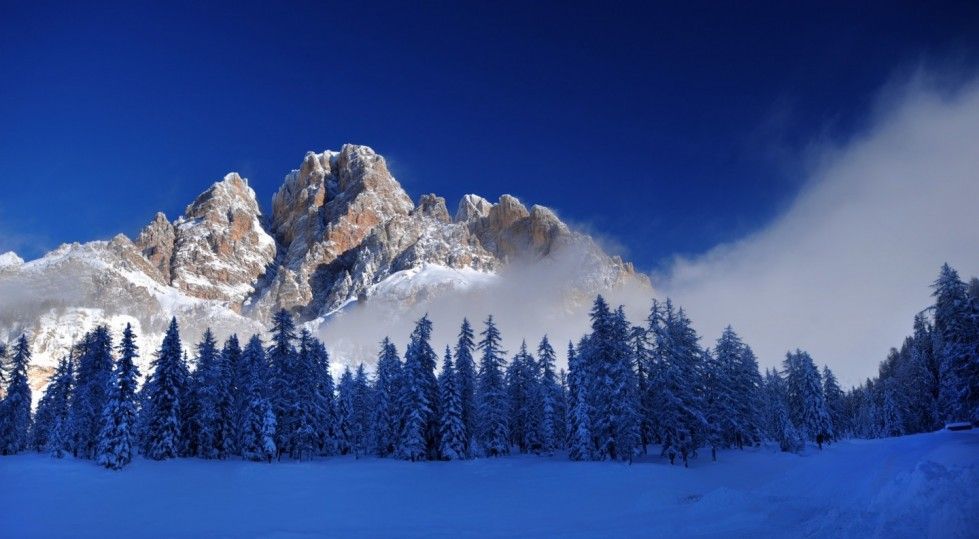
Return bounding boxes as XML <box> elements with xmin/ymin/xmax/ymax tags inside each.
<box><xmin>659</xmin><ymin>72</ymin><xmax>979</xmax><ymax>388</ymax></box>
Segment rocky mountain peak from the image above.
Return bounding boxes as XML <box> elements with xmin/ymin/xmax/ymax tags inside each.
<box><xmin>136</xmin><ymin>212</ymin><xmax>175</xmax><ymax>283</ymax></box>
<box><xmin>415</xmin><ymin>194</ymin><xmax>451</xmax><ymax>223</ymax></box>
<box><xmin>0</xmin><ymin>251</ymin><xmax>25</xmax><ymax>270</ymax></box>
<box><xmin>132</xmin><ymin>173</ymin><xmax>277</xmax><ymax>306</ymax></box>
<box><xmin>455</xmin><ymin>194</ymin><xmax>493</xmax><ymax>223</ymax></box>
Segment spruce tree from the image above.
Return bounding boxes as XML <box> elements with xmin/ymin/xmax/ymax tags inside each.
<box><xmin>538</xmin><ymin>335</ymin><xmax>561</xmax><ymax>454</ymax></box>
<box><xmin>268</xmin><ymin>309</ymin><xmax>298</xmax><ymax>459</ymax></box>
<box><xmin>142</xmin><ymin>318</ymin><xmax>189</xmax><ymax>460</ymax></box>
<box><xmin>190</xmin><ymin>329</ymin><xmax>221</xmax><ymax>458</ymax></box>
<box><xmin>476</xmin><ymin>315</ymin><xmax>509</xmax><ymax>457</ymax></box>
<box><xmin>69</xmin><ymin>326</ymin><xmax>114</xmax><ymax>459</ymax></box>
<box><xmin>336</xmin><ymin>367</ymin><xmax>355</xmax><ymax>455</ymax></box>
<box><xmin>239</xmin><ymin>335</ymin><xmax>276</xmax><ymax>462</ymax></box>
<box><xmin>371</xmin><ymin>338</ymin><xmax>402</xmax><ymax>457</ymax></box>
<box><xmin>351</xmin><ymin>363</ymin><xmax>372</xmax><ymax>457</ymax></box>
<box><xmin>932</xmin><ymin>264</ymin><xmax>978</xmax><ymax>422</ymax></box>
<box><xmin>33</xmin><ymin>356</ymin><xmax>73</xmax><ymax>453</ymax></box>
<box><xmin>821</xmin><ymin>366</ymin><xmax>846</xmax><ymax>439</ymax></box>
<box><xmin>0</xmin><ymin>334</ymin><xmax>33</xmax><ymax>454</ymax></box>
<box><xmin>438</xmin><ymin>347</ymin><xmax>467</xmax><ymax>460</ymax></box>
<box><xmin>454</xmin><ymin>319</ymin><xmax>477</xmax><ymax>456</ymax></box>
<box><xmin>95</xmin><ymin>324</ymin><xmax>141</xmax><ymax>469</ymax></box>
<box><xmin>398</xmin><ymin>316</ymin><xmax>439</xmax><ymax>460</ymax></box>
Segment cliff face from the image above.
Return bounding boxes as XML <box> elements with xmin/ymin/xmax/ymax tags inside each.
<box><xmin>0</xmin><ymin>143</ymin><xmax>649</xmax><ymax>393</ymax></box>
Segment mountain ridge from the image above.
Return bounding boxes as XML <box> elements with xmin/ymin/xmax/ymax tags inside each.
<box><xmin>0</xmin><ymin>143</ymin><xmax>649</xmax><ymax>394</ymax></box>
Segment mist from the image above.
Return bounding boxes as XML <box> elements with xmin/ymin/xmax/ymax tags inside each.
<box><xmin>657</xmin><ymin>70</ymin><xmax>979</xmax><ymax>388</ymax></box>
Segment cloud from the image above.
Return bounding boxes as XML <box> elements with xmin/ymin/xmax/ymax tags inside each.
<box><xmin>314</xmin><ymin>242</ymin><xmax>653</xmax><ymax>372</ymax></box>
<box><xmin>657</xmin><ymin>69</ymin><xmax>979</xmax><ymax>388</ymax></box>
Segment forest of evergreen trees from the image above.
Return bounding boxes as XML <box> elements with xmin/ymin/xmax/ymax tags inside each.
<box><xmin>0</xmin><ymin>264</ymin><xmax>975</xmax><ymax>470</ymax></box>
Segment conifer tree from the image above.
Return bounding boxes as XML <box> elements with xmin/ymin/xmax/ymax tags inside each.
<box><xmin>454</xmin><ymin>319</ymin><xmax>477</xmax><ymax>456</ymax></box>
<box><xmin>538</xmin><ymin>335</ymin><xmax>561</xmax><ymax>454</ymax></box>
<box><xmin>438</xmin><ymin>347</ymin><xmax>467</xmax><ymax>460</ymax></box>
<box><xmin>336</xmin><ymin>366</ymin><xmax>355</xmax><ymax>455</ymax></box>
<box><xmin>69</xmin><ymin>326</ymin><xmax>114</xmax><ymax>458</ymax></box>
<box><xmin>371</xmin><ymin>338</ymin><xmax>402</xmax><ymax>457</ymax></box>
<box><xmin>190</xmin><ymin>329</ymin><xmax>222</xmax><ymax>458</ymax></box>
<box><xmin>506</xmin><ymin>341</ymin><xmax>542</xmax><ymax>453</ymax></box>
<box><xmin>821</xmin><ymin>366</ymin><xmax>846</xmax><ymax>439</ymax></box>
<box><xmin>763</xmin><ymin>369</ymin><xmax>804</xmax><ymax>452</ymax></box>
<box><xmin>0</xmin><ymin>334</ymin><xmax>33</xmax><ymax>454</ymax></box>
<box><xmin>268</xmin><ymin>309</ymin><xmax>299</xmax><ymax>459</ymax></box>
<box><xmin>96</xmin><ymin>324</ymin><xmax>141</xmax><ymax>469</ymax></box>
<box><xmin>220</xmin><ymin>335</ymin><xmax>242</xmax><ymax>457</ymax></box>
<box><xmin>476</xmin><ymin>315</ymin><xmax>509</xmax><ymax>456</ymax></box>
<box><xmin>351</xmin><ymin>363</ymin><xmax>372</xmax><ymax>457</ymax></box>
<box><xmin>239</xmin><ymin>335</ymin><xmax>276</xmax><ymax>462</ymax></box>
<box><xmin>142</xmin><ymin>318</ymin><xmax>189</xmax><ymax>460</ymax></box>
<box><xmin>310</xmin><ymin>339</ymin><xmax>337</xmax><ymax>456</ymax></box>
<box><xmin>932</xmin><ymin>264</ymin><xmax>978</xmax><ymax>422</ymax></box>
<box><xmin>398</xmin><ymin>316</ymin><xmax>439</xmax><ymax>460</ymax></box>
<box><xmin>33</xmin><ymin>357</ymin><xmax>73</xmax><ymax>454</ymax></box>
<box><xmin>783</xmin><ymin>350</ymin><xmax>833</xmax><ymax>443</ymax></box>
<box><xmin>648</xmin><ymin>301</ymin><xmax>707</xmax><ymax>466</ymax></box>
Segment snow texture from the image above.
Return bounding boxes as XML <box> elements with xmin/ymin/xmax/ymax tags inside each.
<box><xmin>2</xmin><ymin>427</ymin><xmax>975</xmax><ymax>537</ymax></box>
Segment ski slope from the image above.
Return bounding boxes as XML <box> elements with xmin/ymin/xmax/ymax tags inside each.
<box><xmin>2</xmin><ymin>430</ymin><xmax>976</xmax><ymax>538</ymax></box>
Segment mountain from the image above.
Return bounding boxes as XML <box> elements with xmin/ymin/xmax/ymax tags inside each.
<box><xmin>0</xmin><ymin>144</ymin><xmax>649</xmax><ymax>394</ymax></box>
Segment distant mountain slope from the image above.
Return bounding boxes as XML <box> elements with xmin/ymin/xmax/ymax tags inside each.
<box><xmin>0</xmin><ymin>144</ymin><xmax>649</xmax><ymax>392</ymax></box>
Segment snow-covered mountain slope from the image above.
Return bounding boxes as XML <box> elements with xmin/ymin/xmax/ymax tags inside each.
<box><xmin>3</xmin><ymin>430</ymin><xmax>976</xmax><ymax>537</ymax></box>
<box><xmin>0</xmin><ymin>144</ymin><xmax>650</xmax><ymax>392</ymax></box>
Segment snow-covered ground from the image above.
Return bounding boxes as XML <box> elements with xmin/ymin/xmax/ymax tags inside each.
<box><xmin>2</xmin><ymin>430</ymin><xmax>976</xmax><ymax>538</ymax></box>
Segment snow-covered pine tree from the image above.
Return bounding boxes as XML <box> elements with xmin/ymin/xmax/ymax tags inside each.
<box><xmin>733</xmin><ymin>344</ymin><xmax>765</xmax><ymax>447</ymax></box>
<box><xmin>630</xmin><ymin>324</ymin><xmax>654</xmax><ymax>454</ymax></box>
<box><xmin>336</xmin><ymin>366</ymin><xmax>355</xmax><ymax>455</ymax></box>
<box><xmin>763</xmin><ymin>369</ymin><xmax>804</xmax><ymax>452</ymax></box>
<box><xmin>190</xmin><ymin>329</ymin><xmax>221</xmax><ymax>458</ymax></box>
<box><xmin>239</xmin><ymin>335</ymin><xmax>276</xmax><ymax>462</ymax></box>
<box><xmin>881</xmin><ymin>377</ymin><xmax>905</xmax><ymax>437</ymax></box>
<box><xmin>454</xmin><ymin>319</ymin><xmax>478</xmax><ymax>457</ymax></box>
<box><xmin>821</xmin><ymin>366</ymin><xmax>846</xmax><ymax>439</ymax></box>
<box><xmin>782</xmin><ymin>350</ymin><xmax>833</xmax><ymax>444</ymax></box>
<box><xmin>476</xmin><ymin>315</ymin><xmax>509</xmax><ymax>457</ymax></box>
<box><xmin>95</xmin><ymin>323</ymin><xmax>141</xmax><ymax>469</ymax></box>
<box><xmin>351</xmin><ymin>364</ymin><xmax>372</xmax><ymax>457</ymax></box>
<box><xmin>701</xmin><ymin>347</ymin><xmax>726</xmax><ymax>461</ymax></box>
<box><xmin>311</xmin><ymin>339</ymin><xmax>337</xmax><ymax>456</ymax></box>
<box><xmin>649</xmin><ymin>301</ymin><xmax>707</xmax><ymax>466</ymax></box>
<box><xmin>899</xmin><ymin>315</ymin><xmax>939</xmax><ymax>433</ymax></box>
<box><xmin>371</xmin><ymin>338</ymin><xmax>402</xmax><ymax>457</ymax></box>
<box><xmin>438</xmin><ymin>346</ymin><xmax>467</xmax><ymax>460</ymax></box>
<box><xmin>556</xmin><ymin>368</ymin><xmax>569</xmax><ymax>447</ymax></box>
<box><xmin>69</xmin><ymin>326</ymin><xmax>114</xmax><ymax>459</ymax></box>
<box><xmin>142</xmin><ymin>318</ymin><xmax>189</xmax><ymax>460</ymax></box>
<box><xmin>0</xmin><ymin>334</ymin><xmax>33</xmax><ymax>454</ymax></box>
<box><xmin>931</xmin><ymin>264</ymin><xmax>978</xmax><ymax>422</ymax></box>
<box><xmin>711</xmin><ymin>326</ymin><xmax>755</xmax><ymax>451</ymax></box>
<box><xmin>398</xmin><ymin>317</ymin><xmax>437</xmax><ymax>461</ymax></box>
<box><xmin>33</xmin><ymin>356</ymin><xmax>73</xmax><ymax>453</ymax></box>
<box><xmin>566</xmin><ymin>341</ymin><xmax>591</xmax><ymax>460</ymax></box>
<box><xmin>506</xmin><ymin>341</ymin><xmax>542</xmax><ymax>453</ymax></box>
<box><xmin>290</xmin><ymin>330</ymin><xmax>320</xmax><ymax>460</ymax></box>
<box><xmin>538</xmin><ymin>335</ymin><xmax>561</xmax><ymax>454</ymax></box>
<box><xmin>268</xmin><ymin>309</ymin><xmax>298</xmax><ymax>459</ymax></box>
<box><xmin>220</xmin><ymin>335</ymin><xmax>242</xmax><ymax>457</ymax></box>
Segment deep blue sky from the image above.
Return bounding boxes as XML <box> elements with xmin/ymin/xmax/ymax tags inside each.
<box><xmin>2</xmin><ymin>1</ymin><xmax>978</xmax><ymax>270</ymax></box>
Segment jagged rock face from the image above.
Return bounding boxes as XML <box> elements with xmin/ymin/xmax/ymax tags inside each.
<box><xmin>170</xmin><ymin>173</ymin><xmax>276</xmax><ymax>305</ymax></box>
<box><xmin>252</xmin><ymin>144</ymin><xmax>647</xmax><ymax>320</ymax></box>
<box><xmin>135</xmin><ymin>212</ymin><xmax>175</xmax><ymax>283</ymax></box>
<box><xmin>1</xmin><ymin>142</ymin><xmax>650</xmax><ymax>395</ymax></box>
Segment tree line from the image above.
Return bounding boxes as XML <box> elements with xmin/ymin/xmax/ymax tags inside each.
<box><xmin>0</xmin><ymin>264</ymin><xmax>975</xmax><ymax>470</ymax></box>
